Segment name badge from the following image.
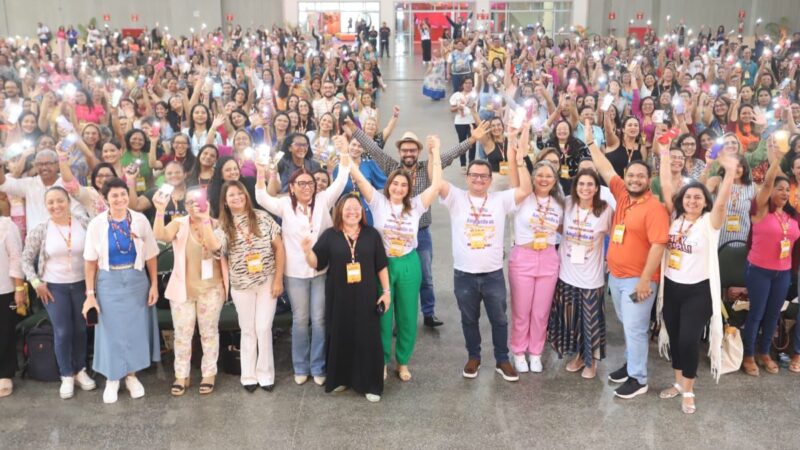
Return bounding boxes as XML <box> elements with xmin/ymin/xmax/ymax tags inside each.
<box><xmin>388</xmin><ymin>238</ymin><xmax>405</xmax><ymax>257</ymax></box>
<box><xmin>346</xmin><ymin>262</ymin><xmax>362</xmax><ymax>283</ymax></box>
<box><xmin>560</xmin><ymin>164</ymin><xmax>570</xmax><ymax>179</ymax></box>
<box><xmin>570</xmin><ymin>244</ymin><xmax>587</xmax><ymax>264</ymax></box>
<box><xmin>667</xmin><ymin>249</ymin><xmax>682</xmax><ymax>270</ymax></box>
<box><xmin>725</xmin><ymin>215</ymin><xmax>741</xmax><ymax>232</ymax></box>
<box><xmin>201</xmin><ymin>258</ymin><xmax>214</xmax><ymax>280</ymax></box>
<box><xmin>612</xmin><ymin>224</ymin><xmax>626</xmax><ymax>244</ymax></box>
<box><xmin>499</xmin><ymin>161</ymin><xmax>509</xmax><ymax>175</ymax></box>
<box><xmin>136</xmin><ymin>176</ymin><xmax>147</xmax><ymax>192</ymax></box>
<box><xmin>469</xmin><ymin>228</ymin><xmax>486</xmax><ymax>250</ymax></box>
<box><xmin>533</xmin><ymin>231</ymin><xmax>548</xmax><ymax>250</ymax></box>
<box><xmin>245</xmin><ymin>253</ymin><xmax>263</xmax><ymax>274</ymax></box>
<box><xmin>780</xmin><ymin>239</ymin><xmax>791</xmax><ymax>259</ymax></box>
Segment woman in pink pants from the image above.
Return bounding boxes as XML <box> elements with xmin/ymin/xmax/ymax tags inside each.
<box><xmin>509</xmin><ymin>161</ymin><xmax>563</xmax><ymax>373</ymax></box>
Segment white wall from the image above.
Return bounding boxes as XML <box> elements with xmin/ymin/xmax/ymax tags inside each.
<box><xmin>0</xmin><ymin>0</ymin><xmax>282</xmax><ymax>37</ymax></box>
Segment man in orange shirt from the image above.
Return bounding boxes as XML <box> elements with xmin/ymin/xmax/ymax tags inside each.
<box><xmin>586</xmin><ymin>125</ymin><xmax>669</xmax><ymax>400</ymax></box>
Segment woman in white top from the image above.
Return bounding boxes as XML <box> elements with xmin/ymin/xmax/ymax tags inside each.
<box><xmin>22</xmin><ymin>187</ymin><xmax>97</xmax><ymax>399</ymax></box>
<box><xmin>655</xmin><ymin>129</ymin><xmax>737</xmax><ymax>414</ymax></box>
<box><xmin>255</xmin><ymin>135</ymin><xmax>352</xmax><ymax>386</ymax></box>
<box><xmin>0</xmin><ymin>217</ymin><xmax>25</xmax><ymax>398</ymax></box>
<box><xmin>547</xmin><ymin>169</ymin><xmax>613</xmax><ymax>379</ymax></box>
<box><xmin>307</xmin><ymin>113</ymin><xmax>336</xmax><ymax>169</ymax></box>
<box><xmin>509</xmin><ymin>154</ymin><xmax>564</xmax><ymax>374</ymax></box>
<box><xmin>350</xmin><ymin>134</ymin><xmax>442</xmax><ymax>381</ymax></box>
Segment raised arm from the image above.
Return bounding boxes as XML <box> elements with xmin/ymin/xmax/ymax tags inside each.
<box><xmin>346</xmin><ymin>119</ymin><xmax>399</xmax><ymax>174</ymax></box>
<box><xmin>381</xmin><ymin>106</ymin><xmax>400</xmax><ymax>141</ymax></box>
<box><xmin>754</xmin><ymin>134</ymin><xmax>787</xmax><ymax>219</ymax></box>
<box><xmin>711</xmin><ymin>154</ymin><xmax>737</xmax><ymax>229</ymax></box>
<box><xmin>349</xmin><ymin>157</ymin><xmax>376</xmax><ymax>204</ymax></box>
<box><xmin>512</xmin><ymin>124</ymin><xmax>532</xmax><ymax>204</ymax></box>
<box><xmin>419</xmin><ymin>135</ymin><xmax>442</xmax><ymax>209</ymax></box>
<box><xmin>152</xmin><ymin>191</ymin><xmax>181</xmax><ymax>242</ymax></box>
<box><xmin>656</xmin><ymin>127</ymin><xmax>676</xmax><ymax>214</ymax></box>
<box><xmin>585</xmin><ymin>118</ymin><xmax>617</xmax><ymax>184</ymax></box>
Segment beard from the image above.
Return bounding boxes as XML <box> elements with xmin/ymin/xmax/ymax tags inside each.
<box><xmin>402</xmin><ymin>156</ymin><xmax>416</xmax><ymax>168</ymax></box>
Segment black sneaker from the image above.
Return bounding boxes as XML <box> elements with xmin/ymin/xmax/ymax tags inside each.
<box><xmin>614</xmin><ymin>378</ymin><xmax>649</xmax><ymax>399</ymax></box>
<box><xmin>424</xmin><ymin>315</ymin><xmax>444</xmax><ymax>327</ymax></box>
<box><xmin>608</xmin><ymin>364</ymin><xmax>628</xmax><ymax>383</ymax></box>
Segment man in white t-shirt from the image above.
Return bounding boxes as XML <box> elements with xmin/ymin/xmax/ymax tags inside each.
<box><xmin>439</xmin><ymin>156</ymin><xmax>531</xmax><ymax>382</ymax></box>
<box><xmin>312</xmin><ymin>80</ymin><xmax>337</xmax><ymax>119</ymax></box>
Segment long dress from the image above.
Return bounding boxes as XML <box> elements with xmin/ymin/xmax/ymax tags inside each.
<box><xmin>313</xmin><ymin>226</ymin><xmax>387</xmax><ymax>396</ymax></box>
<box><xmin>422</xmin><ymin>59</ymin><xmax>446</xmax><ymax>101</ymax></box>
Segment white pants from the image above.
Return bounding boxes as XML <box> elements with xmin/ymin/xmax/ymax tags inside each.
<box><xmin>231</xmin><ymin>278</ymin><xmax>276</xmax><ymax>386</ymax></box>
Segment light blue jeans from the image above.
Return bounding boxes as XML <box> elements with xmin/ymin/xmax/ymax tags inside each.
<box><xmin>284</xmin><ymin>274</ymin><xmax>326</xmax><ymax>377</ymax></box>
<box><xmin>608</xmin><ymin>275</ymin><xmax>657</xmax><ymax>385</ymax></box>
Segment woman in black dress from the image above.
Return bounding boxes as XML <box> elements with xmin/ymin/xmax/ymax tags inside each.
<box><xmin>302</xmin><ymin>193</ymin><xmax>390</xmax><ymax>402</ymax></box>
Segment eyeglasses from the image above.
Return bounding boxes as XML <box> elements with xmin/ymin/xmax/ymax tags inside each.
<box><xmin>399</xmin><ymin>148</ymin><xmax>419</xmax><ymax>154</ymax></box>
<box><xmin>467</xmin><ymin>173</ymin><xmax>492</xmax><ymax>181</ymax></box>
<box><xmin>292</xmin><ymin>142</ymin><xmax>309</xmax><ymax>148</ymax></box>
<box><xmin>294</xmin><ymin>180</ymin><xmax>315</xmax><ymax>188</ymax></box>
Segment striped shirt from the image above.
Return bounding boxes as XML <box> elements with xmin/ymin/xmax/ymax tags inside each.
<box><xmin>353</xmin><ymin>128</ymin><xmax>474</xmax><ymax>228</ymax></box>
<box><xmin>718</xmin><ymin>182</ymin><xmax>755</xmax><ymax>248</ymax></box>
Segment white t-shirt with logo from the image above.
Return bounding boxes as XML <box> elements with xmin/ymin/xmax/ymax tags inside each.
<box><xmin>513</xmin><ymin>194</ymin><xmax>564</xmax><ymax>247</ymax></box>
<box><xmin>664</xmin><ymin>213</ymin><xmax>714</xmax><ymax>284</ymax></box>
<box><xmin>449</xmin><ymin>92</ymin><xmax>477</xmax><ymax>125</ymax></box>
<box><xmin>440</xmin><ymin>186</ymin><xmax>516</xmax><ymax>274</ymax></box>
<box><xmin>558</xmin><ymin>198</ymin><xmax>614</xmax><ymax>289</ymax></box>
<box><xmin>369</xmin><ymin>195</ymin><xmax>427</xmax><ymax>257</ymax></box>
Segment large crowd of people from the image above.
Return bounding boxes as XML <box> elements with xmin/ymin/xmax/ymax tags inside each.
<box><xmin>0</xmin><ymin>16</ymin><xmax>799</xmax><ymax>414</ymax></box>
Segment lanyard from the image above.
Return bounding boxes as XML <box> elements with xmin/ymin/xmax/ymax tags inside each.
<box><xmin>52</xmin><ymin>217</ymin><xmax>72</xmax><ymax>258</ymax></box>
<box><xmin>235</xmin><ymin>215</ymin><xmax>255</xmax><ymax>247</ymax></box>
<box><xmin>730</xmin><ymin>184</ymin><xmax>740</xmax><ymax>211</ymax></box>
<box><xmin>496</xmin><ymin>140</ymin><xmax>507</xmax><ymax>162</ymax></box>
<box><xmin>189</xmin><ymin>217</ymin><xmax>208</xmax><ymax>256</ymax></box>
<box><xmin>467</xmin><ymin>194</ymin><xmax>488</xmax><ymax>226</ymax></box>
<box><xmin>775</xmin><ymin>211</ymin><xmax>790</xmax><ymax>238</ymax></box>
<box><xmin>573</xmin><ymin>206</ymin><xmax>592</xmax><ymax>241</ymax></box>
<box><xmin>535</xmin><ymin>195</ymin><xmax>551</xmax><ymax>230</ymax></box>
<box><xmin>109</xmin><ymin>212</ymin><xmax>134</xmax><ymax>254</ymax></box>
<box><xmin>298</xmin><ymin>203</ymin><xmax>314</xmax><ymax>232</ymax></box>
<box><xmin>676</xmin><ymin>215</ymin><xmax>696</xmax><ymax>238</ymax></box>
<box><xmin>344</xmin><ymin>228</ymin><xmax>360</xmax><ymax>262</ymax></box>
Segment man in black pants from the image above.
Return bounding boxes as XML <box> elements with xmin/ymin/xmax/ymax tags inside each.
<box><xmin>379</xmin><ymin>22</ymin><xmax>391</xmax><ymax>58</ymax></box>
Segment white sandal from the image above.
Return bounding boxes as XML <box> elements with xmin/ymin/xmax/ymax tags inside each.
<box><xmin>658</xmin><ymin>383</ymin><xmax>683</xmax><ymax>399</ymax></box>
<box><xmin>681</xmin><ymin>392</ymin><xmax>696</xmax><ymax>414</ymax></box>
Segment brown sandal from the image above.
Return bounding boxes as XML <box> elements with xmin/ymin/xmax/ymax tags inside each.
<box><xmin>742</xmin><ymin>357</ymin><xmax>759</xmax><ymax>377</ymax></box>
<box><xmin>756</xmin><ymin>354</ymin><xmax>779</xmax><ymax>374</ymax></box>
<box><xmin>171</xmin><ymin>378</ymin><xmax>190</xmax><ymax>396</ymax></box>
<box><xmin>199</xmin><ymin>376</ymin><xmax>215</xmax><ymax>395</ymax></box>
<box><xmin>789</xmin><ymin>355</ymin><xmax>800</xmax><ymax>374</ymax></box>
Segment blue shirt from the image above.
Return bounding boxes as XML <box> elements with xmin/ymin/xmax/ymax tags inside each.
<box><xmin>333</xmin><ymin>159</ymin><xmax>387</xmax><ymax>225</ymax></box>
<box><xmin>107</xmin><ymin>217</ymin><xmax>137</xmax><ymax>266</ymax></box>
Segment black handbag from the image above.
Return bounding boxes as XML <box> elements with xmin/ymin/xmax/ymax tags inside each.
<box><xmin>23</xmin><ymin>319</ymin><xmax>60</xmax><ymax>382</ymax></box>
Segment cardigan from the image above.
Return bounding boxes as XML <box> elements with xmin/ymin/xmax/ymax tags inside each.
<box><xmin>21</xmin><ymin>214</ymin><xmax>91</xmax><ymax>281</ymax></box>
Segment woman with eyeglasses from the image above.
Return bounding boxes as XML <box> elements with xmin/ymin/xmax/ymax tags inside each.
<box><xmin>22</xmin><ymin>187</ymin><xmax>97</xmax><ymax>399</ymax></box>
<box><xmin>214</xmin><ymin>180</ymin><xmax>285</xmax><ymax>392</ymax></box>
<box><xmin>153</xmin><ymin>186</ymin><xmax>224</xmax><ymax>396</ymax></box>
<box><xmin>302</xmin><ymin>193</ymin><xmax>390</xmax><ymax>402</ymax></box>
<box><xmin>275</xmin><ymin>133</ymin><xmax>321</xmax><ymax>193</ymax></box>
<box><xmin>676</xmin><ymin>134</ymin><xmax>706</xmax><ymax>180</ymax></box>
<box><xmin>255</xmin><ymin>135</ymin><xmax>352</xmax><ymax>387</ymax></box>
<box><xmin>650</xmin><ymin>147</ymin><xmax>688</xmax><ymax>202</ymax></box>
<box><xmin>153</xmin><ymin>133</ymin><xmax>197</xmax><ymax>176</ymax></box>
<box><xmin>81</xmin><ymin>178</ymin><xmax>161</xmax><ymax>404</ymax></box>
<box><xmin>127</xmin><ymin>161</ymin><xmax>189</xmax><ymax>225</ymax></box>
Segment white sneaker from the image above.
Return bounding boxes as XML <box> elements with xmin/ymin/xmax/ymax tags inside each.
<box><xmin>513</xmin><ymin>354</ymin><xmax>529</xmax><ymax>373</ymax></box>
<box><xmin>75</xmin><ymin>369</ymin><xmax>97</xmax><ymax>391</ymax></box>
<box><xmin>529</xmin><ymin>355</ymin><xmax>543</xmax><ymax>373</ymax></box>
<box><xmin>125</xmin><ymin>376</ymin><xmax>145</xmax><ymax>399</ymax></box>
<box><xmin>294</xmin><ymin>375</ymin><xmax>309</xmax><ymax>385</ymax></box>
<box><xmin>103</xmin><ymin>380</ymin><xmax>119</xmax><ymax>404</ymax></box>
<box><xmin>59</xmin><ymin>376</ymin><xmax>75</xmax><ymax>399</ymax></box>
<box><xmin>333</xmin><ymin>385</ymin><xmax>347</xmax><ymax>393</ymax></box>
<box><xmin>313</xmin><ymin>376</ymin><xmax>326</xmax><ymax>386</ymax></box>
<box><xmin>365</xmin><ymin>393</ymin><xmax>381</xmax><ymax>402</ymax></box>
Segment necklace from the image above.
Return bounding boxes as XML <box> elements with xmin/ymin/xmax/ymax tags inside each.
<box><xmin>109</xmin><ymin>211</ymin><xmax>134</xmax><ymax>254</ymax></box>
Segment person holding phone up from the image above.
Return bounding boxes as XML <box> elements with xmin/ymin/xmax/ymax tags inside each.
<box><xmin>153</xmin><ymin>186</ymin><xmax>224</xmax><ymax>396</ymax></box>
<box><xmin>81</xmin><ymin>178</ymin><xmax>162</xmax><ymax>404</ymax></box>
<box><xmin>588</xmin><ymin>120</ymin><xmax>670</xmax><ymax>400</ymax></box>
<box><xmin>22</xmin><ymin>187</ymin><xmax>97</xmax><ymax>400</ymax></box>
<box><xmin>302</xmin><ymin>193</ymin><xmax>390</xmax><ymax>402</ymax></box>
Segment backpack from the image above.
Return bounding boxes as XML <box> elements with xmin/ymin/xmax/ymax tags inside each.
<box><xmin>24</xmin><ymin>320</ymin><xmax>60</xmax><ymax>382</ymax></box>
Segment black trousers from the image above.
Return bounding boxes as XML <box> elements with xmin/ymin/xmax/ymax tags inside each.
<box><xmin>455</xmin><ymin>124</ymin><xmax>475</xmax><ymax>167</ymax></box>
<box><xmin>380</xmin><ymin>40</ymin><xmax>389</xmax><ymax>57</ymax></box>
<box><xmin>663</xmin><ymin>277</ymin><xmax>712</xmax><ymax>379</ymax></box>
<box><xmin>422</xmin><ymin>39</ymin><xmax>431</xmax><ymax>62</ymax></box>
<box><xmin>0</xmin><ymin>293</ymin><xmax>17</xmax><ymax>378</ymax></box>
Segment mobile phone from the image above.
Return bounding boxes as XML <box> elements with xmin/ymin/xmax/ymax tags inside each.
<box><xmin>178</xmin><ymin>79</ymin><xmax>187</xmax><ymax>90</ymax></box>
<box><xmin>629</xmin><ymin>291</ymin><xmax>642</xmax><ymax>303</ymax></box>
<box><xmin>339</xmin><ymin>104</ymin><xmax>354</xmax><ymax>127</ymax></box>
<box><xmin>212</xmin><ymin>82</ymin><xmax>223</xmax><ymax>98</ymax></box>
<box><xmin>61</xmin><ymin>133</ymin><xmax>79</xmax><ymax>150</ymax></box>
<box><xmin>726</xmin><ymin>86</ymin><xmax>737</xmax><ymax>100</ymax></box>
<box><xmin>193</xmin><ymin>189</ymin><xmax>208</xmax><ymax>213</ymax></box>
<box><xmin>136</xmin><ymin>75</ymin><xmax>145</xmax><ymax>88</ymax></box>
<box><xmin>110</xmin><ymin>89</ymin><xmax>123</xmax><ymax>108</ymax></box>
<box><xmin>150</xmin><ymin>122</ymin><xmax>161</xmax><ymax>138</ymax></box>
<box><xmin>779</xmin><ymin>77</ymin><xmax>791</xmax><ymax>90</ymax></box>
<box><xmin>709</xmin><ymin>138</ymin><xmax>724</xmax><ymax>159</ymax></box>
<box><xmin>652</xmin><ymin>110</ymin><xmax>665</xmax><ymax>124</ymax></box>
<box><xmin>376</xmin><ymin>301</ymin><xmax>386</xmax><ymax>315</ymax></box>
<box><xmin>86</xmin><ymin>307</ymin><xmax>98</xmax><ymax>326</ymax></box>
<box><xmin>601</xmin><ymin>94</ymin><xmax>614</xmax><ymax>112</ymax></box>
<box><xmin>511</xmin><ymin>107</ymin><xmax>525</xmax><ymax>129</ymax></box>
<box><xmin>158</xmin><ymin>183</ymin><xmax>175</xmax><ymax>196</ymax></box>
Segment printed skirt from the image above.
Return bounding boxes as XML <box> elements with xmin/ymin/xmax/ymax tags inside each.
<box><xmin>547</xmin><ymin>279</ymin><xmax>606</xmax><ymax>367</ymax></box>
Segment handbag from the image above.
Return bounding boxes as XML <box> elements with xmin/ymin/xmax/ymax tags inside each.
<box><xmin>720</xmin><ymin>302</ymin><xmax>743</xmax><ymax>375</ymax></box>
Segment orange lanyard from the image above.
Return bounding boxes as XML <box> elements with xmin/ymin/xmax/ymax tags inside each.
<box><xmin>676</xmin><ymin>216</ymin><xmax>696</xmax><ymax>238</ymax></box>
<box><xmin>235</xmin><ymin>216</ymin><xmax>255</xmax><ymax>247</ymax></box>
<box><xmin>468</xmin><ymin>195</ymin><xmax>488</xmax><ymax>226</ymax></box>
<box><xmin>574</xmin><ymin>206</ymin><xmax>591</xmax><ymax>235</ymax></box>
<box><xmin>775</xmin><ymin>211</ymin><xmax>790</xmax><ymax>239</ymax></box>
<box><xmin>535</xmin><ymin>195</ymin><xmax>551</xmax><ymax>229</ymax></box>
<box><xmin>344</xmin><ymin>228</ymin><xmax>360</xmax><ymax>262</ymax></box>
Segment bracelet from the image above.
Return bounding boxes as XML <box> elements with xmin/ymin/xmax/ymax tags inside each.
<box><xmin>15</xmin><ymin>285</ymin><xmax>26</xmax><ymax>292</ymax></box>
<box><xmin>586</xmin><ymin>141</ymin><xmax>595</xmax><ymax>146</ymax></box>
<box><xmin>86</xmin><ymin>290</ymin><xmax>95</xmax><ymax>295</ymax></box>
<box><xmin>256</xmin><ymin>175</ymin><xmax>266</xmax><ymax>182</ymax></box>
<box><xmin>30</xmin><ymin>279</ymin><xmax>41</xmax><ymax>289</ymax></box>
<box><xmin>155</xmin><ymin>212</ymin><xmax>166</xmax><ymax>218</ymax></box>
<box><xmin>382</xmin><ymin>289</ymin><xmax>391</xmax><ymax>294</ymax></box>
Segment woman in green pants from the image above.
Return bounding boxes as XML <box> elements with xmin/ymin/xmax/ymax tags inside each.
<box><xmin>349</xmin><ymin>133</ymin><xmax>443</xmax><ymax>381</ymax></box>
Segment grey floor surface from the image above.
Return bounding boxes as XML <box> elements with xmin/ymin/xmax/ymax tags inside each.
<box><xmin>2</xmin><ymin>54</ymin><xmax>799</xmax><ymax>450</ymax></box>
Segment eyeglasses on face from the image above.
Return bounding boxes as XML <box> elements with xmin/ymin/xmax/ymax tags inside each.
<box><xmin>467</xmin><ymin>173</ymin><xmax>491</xmax><ymax>180</ymax></box>
<box><xmin>294</xmin><ymin>180</ymin><xmax>315</xmax><ymax>188</ymax></box>
<box><xmin>292</xmin><ymin>142</ymin><xmax>309</xmax><ymax>148</ymax></box>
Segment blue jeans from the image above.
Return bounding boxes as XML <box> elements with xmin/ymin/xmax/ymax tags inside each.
<box><xmin>608</xmin><ymin>275</ymin><xmax>656</xmax><ymax>385</ymax></box>
<box><xmin>284</xmin><ymin>275</ymin><xmax>327</xmax><ymax>376</ymax></box>
<box><xmin>43</xmin><ymin>281</ymin><xmax>88</xmax><ymax>377</ymax></box>
<box><xmin>453</xmin><ymin>269</ymin><xmax>509</xmax><ymax>364</ymax></box>
<box><xmin>417</xmin><ymin>227</ymin><xmax>436</xmax><ymax>317</ymax></box>
<box><xmin>743</xmin><ymin>262</ymin><xmax>791</xmax><ymax>356</ymax></box>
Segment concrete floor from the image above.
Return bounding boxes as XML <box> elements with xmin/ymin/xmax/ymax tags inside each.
<box><xmin>3</xmin><ymin>56</ymin><xmax>800</xmax><ymax>450</ymax></box>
